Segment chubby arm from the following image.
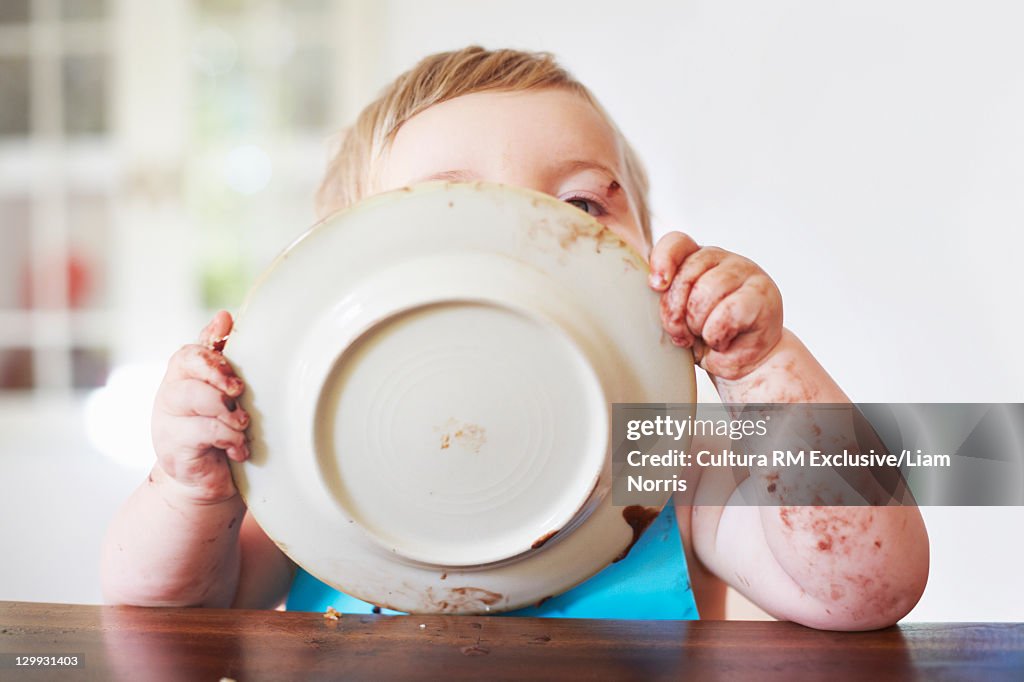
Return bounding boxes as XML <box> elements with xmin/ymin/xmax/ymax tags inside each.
<box><xmin>688</xmin><ymin>332</ymin><xmax>928</xmax><ymax>630</ymax></box>
<box><xmin>101</xmin><ymin>469</ymin><xmax>294</xmax><ymax>609</ymax></box>
<box><xmin>650</xmin><ymin>234</ymin><xmax>929</xmax><ymax>630</ymax></box>
<box><xmin>101</xmin><ymin>312</ymin><xmax>295</xmax><ymax>609</ymax></box>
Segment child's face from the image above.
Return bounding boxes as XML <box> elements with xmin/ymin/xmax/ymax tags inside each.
<box><xmin>376</xmin><ymin>89</ymin><xmax>648</xmax><ymax>255</ymax></box>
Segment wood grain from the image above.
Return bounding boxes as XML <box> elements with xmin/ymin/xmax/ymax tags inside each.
<box><xmin>1</xmin><ymin>602</ymin><xmax>1021</xmax><ymax>681</ymax></box>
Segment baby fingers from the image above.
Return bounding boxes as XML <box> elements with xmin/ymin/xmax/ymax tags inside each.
<box><xmin>660</xmin><ymin>247</ymin><xmax>729</xmax><ymax>343</ymax></box>
<box><xmin>701</xmin><ymin>276</ymin><xmax>782</xmax><ymax>353</ymax></box>
<box><xmin>155</xmin><ymin>415</ymin><xmax>250</xmax><ymax>463</ymax></box>
<box><xmin>166</xmin><ymin>345</ymin><xmax>245</xmax><ymax>398</ymax></box>
<box><xmin>198</xmin><ymin>310</ymin><xmax>234</xmax><ymax>351</ymax></box>
<box><xmin>684</xmin><ymin>257</ymin><xmax>756</xmax><ymax>337</ymax></box>
<box><xmin>648</xmin><ymin>232</ymin><xmax>699</xmax><ymax>291</ymax></box>
<box><xmin>701</xmin><ymin>287</ymin><xmax>759</xmax><ymax>352</ymax></box>
<box><xmin>157</xmin><ymin>378</ymin><xmax>250</xmax><ymax>430</ymax></box>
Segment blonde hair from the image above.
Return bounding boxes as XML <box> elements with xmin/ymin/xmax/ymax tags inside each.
<box><xmin>316</xmin><ymin>46</ymin><xmax>652</xmax><ymax>242</ymax></box>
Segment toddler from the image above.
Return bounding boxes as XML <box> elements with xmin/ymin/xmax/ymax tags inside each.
<box><xmin>102</xmin><ymin>46</ymin><xmax>928</xmax><ymax>630</ymax></box>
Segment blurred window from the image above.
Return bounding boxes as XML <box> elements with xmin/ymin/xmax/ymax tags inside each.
<box><xmin>0</xmin><ymin>1</ymin><xmax>31</xmax><ymax>24</ymax></box>
<box><xmin>0</xmin><ymin>0</ymin><xmax>112</xmax><ymax>393</ymax></box>
<box><xmin>0</xmin><ymin>58</ymin><xmax>31</xmax><ymax>136</ymax></box>
<box><xmin>0</xmin><ymin>0</ymin><xmax>345</xmax><ymax>398</ymax></box>
<box><xmin>190</xmin><ymin>0</ymin><xmax>340</xmax><ymax>310</ymax></box>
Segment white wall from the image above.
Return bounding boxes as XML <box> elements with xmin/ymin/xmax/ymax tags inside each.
<box><xmin>0</xmin><ymin>400</ymin><xmax>141</xmax><ymax>604</ymax></box>
<box><xmin>1</xmin><ymin>0</ymin><xmax>1021</xmax><ymax>620</ymax></box>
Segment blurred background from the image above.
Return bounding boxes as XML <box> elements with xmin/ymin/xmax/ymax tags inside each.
<box><xmin>1</xmin><ymin>0</ymin><xmax>1021</xmax><ymax>620</ymax></box>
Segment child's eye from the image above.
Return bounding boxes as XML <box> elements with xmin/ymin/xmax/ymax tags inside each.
<box><xmin>564</xmin><ymin>194</ymin><xmax>607</xmax><ymax>217</ymax></box>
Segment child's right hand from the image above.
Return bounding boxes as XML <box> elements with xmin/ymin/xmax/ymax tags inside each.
<box><xmin>151</xmin><ymin>311</ymin><xmax>250</xmax><ymax>504</ymax></box>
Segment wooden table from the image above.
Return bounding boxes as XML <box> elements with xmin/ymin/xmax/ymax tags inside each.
<box><xmin>1</xmin><ymin>602</ymin><xmax>1021</xmax><ymax>681</ymax></box>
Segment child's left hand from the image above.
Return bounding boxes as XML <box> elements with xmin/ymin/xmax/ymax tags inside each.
<box><xmin>648</xmin><ymin>232</ymin><xmax>783</xmax><ymax>380</ymax></box>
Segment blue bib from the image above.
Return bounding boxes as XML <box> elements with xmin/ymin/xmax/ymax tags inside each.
<box><xmin>286</xmin><ymin>504</ymin><xmax>699</xmax><ymax>620</ymax></box>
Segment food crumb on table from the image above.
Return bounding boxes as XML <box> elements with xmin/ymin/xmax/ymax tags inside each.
<box><xmin>323</xmin><ymin>606</ymin><xmax>341</xmax><ymax>621</ymax></box>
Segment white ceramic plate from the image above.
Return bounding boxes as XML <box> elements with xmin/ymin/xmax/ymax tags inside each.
<box><xmin>228</xmin><ymin>182</ymin><xmax>695</xmax><ymax>613</ymax></box>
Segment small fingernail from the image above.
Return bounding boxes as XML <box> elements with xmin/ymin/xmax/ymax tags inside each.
<box><xmin>671</xmin><ymin>336</ymin><xmax>689</xmax><ymax>347</ymax></box>
<box><xmin>222</xmin><ymin>395</ymin><xmax>237</xmax><ymax>412</ymax></box>
<box><xmin>649</xmin><ymin>272</ymin><xmax>666</xmax><ymax>288</ymax></box>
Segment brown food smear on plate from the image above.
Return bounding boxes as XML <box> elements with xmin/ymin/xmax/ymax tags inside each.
<box><xmin>449</xmin><ymin>587</ymin><xmax>502</xmax><ymax>605</ymax></box>
<box><xmin>614</xmin><ymin>506</ymin><xmax>660</xmax><ymax>562</ymax></box>
<box><xmin>531</xmin><ymin>530</ymin><xmax>558</xmax><ymax>550</ymax></box>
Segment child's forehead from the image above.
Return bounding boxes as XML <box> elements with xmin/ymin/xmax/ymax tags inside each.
<box><xmin>388</xmin><ymin>89</ymin><xmax>624</xmax><ymax>175</ymax></box>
